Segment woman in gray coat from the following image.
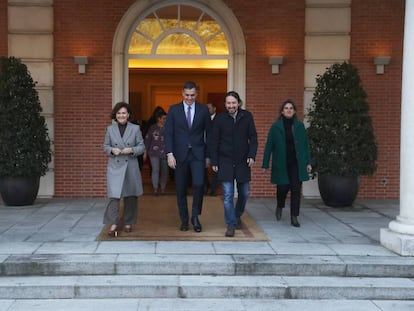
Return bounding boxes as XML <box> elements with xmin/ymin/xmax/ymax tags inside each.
<box><xmin>103</xmin><ymin>102</ymin><xmax>145</xmax><ymax>237</ymax></box>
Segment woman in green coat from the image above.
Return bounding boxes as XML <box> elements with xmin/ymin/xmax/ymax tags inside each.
<box><xmin>262</xmin><ymin>100</ymin><xmax>312</xmax><ymax>227</ymax></box>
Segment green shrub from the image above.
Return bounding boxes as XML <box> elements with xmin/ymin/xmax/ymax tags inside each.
<box><xmin>0</xmin><ymin>56</ymin><xmax>52</xmax><ymax>177</ymax></box>
<box><xmin>307</xmin><ymin>62</ymin><xmax>377</xmax><ymax>177</ymax></box>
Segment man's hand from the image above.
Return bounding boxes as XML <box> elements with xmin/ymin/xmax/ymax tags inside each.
<box><xmin>247</xmin><ymin>158</ymin><xmax>255</xmax><ymax>167</ymax></box>
<box><xmin>167</xmin><ymin>153</ymin><xmax>176</xmax><ymax>169</ymax></box>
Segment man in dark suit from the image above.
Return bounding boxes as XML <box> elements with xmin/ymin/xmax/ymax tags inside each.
<box><xmin>165</xmin><ymin>81</ymin><xmax>211</xmax><ymax>232</ymax></box>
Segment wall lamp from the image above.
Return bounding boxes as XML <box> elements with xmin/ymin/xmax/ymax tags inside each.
<box><xmin>268</xmin><ymin>56</ymin><xmax>284</xmax><ymax>74</ymax></box>
<box><xmin>73</xmin><ymin>56</ymin><xmax>89</xmax><ymax>74</ymax></box>
<box><xmin>374</xmin><ymin>56</ymin><xmax>391</xmax><ymax>75</ymax></box>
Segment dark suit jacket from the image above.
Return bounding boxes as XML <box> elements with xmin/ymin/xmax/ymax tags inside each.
<box><xmin>165</xmin><ymin>102</ymin><xmax>210</xmax><ymax>162</ymax></box>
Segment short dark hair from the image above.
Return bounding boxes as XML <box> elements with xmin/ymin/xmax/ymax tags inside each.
<box><xmin>155</xmin><ymin>109</ymin><xmax>167</xmax><ymax>120</ymax></box>
<box><xmin>224</xmin><ymin>91</ymin><xmax>242</xmax><ymax>105</ymax></box>
<box><xmin>111</xmin><ymin>102</ymin><xmax>132</xmax><ymax>120</ymax></box>
<box><xmin>183</xmin><ymin>81</ymin><xmax>198</xmax><ymax>91</ymax></box>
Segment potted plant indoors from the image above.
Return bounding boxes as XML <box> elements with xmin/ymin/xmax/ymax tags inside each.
<box><xmin>307</xmin><ymin>62</ymin><xmax>377</xmax><ymax>207</ymax></box>
<box><xmin>0</xmin><ymin>56</ymin><xmax>52</xmax><ymax>206</ymax></box>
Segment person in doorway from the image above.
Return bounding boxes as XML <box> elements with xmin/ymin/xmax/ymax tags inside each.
<box><xmin>144</xmin><ymin>110</ymin><xmax>168</xmax><ymax>195</ymax></box>
<box><xmin>210</xmin><ymin>91</ymin><xmax>258</xmax><ymax>237</ymax></box>
<box><xmin>262</xmin><ymin>99</ymin><xmax>312</xmax><ymax>227</ymax></box>
<box><xmin>103</xmin><ymin>102</ymin><xmax>145</xmax><ymax>237</ymax></box>
<box><xmin>141</xmin><ymin>106</ymin><xmax>167</xmax><ymax>175</ymax></box>
<box><xmin>143</xmin><ymin>106</ymin><xmax>167</xmax><ymax>137</ymax></box>
<box><xmin>205</xmin><ymin>102</ymin><xmax>219</xmax><ymax>196</ymax></box>
<box><xmin>165</xmin><ymin>81</ymin><xmax>211</xmax><ymax>232</ymax></box>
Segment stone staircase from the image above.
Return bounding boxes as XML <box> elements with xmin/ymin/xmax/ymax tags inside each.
<box><xmin>0</xmin><ymin>253</ymin><xmax>414</xmax><ymax>309</ymax></box>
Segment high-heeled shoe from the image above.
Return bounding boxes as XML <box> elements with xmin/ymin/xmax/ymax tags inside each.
<box><xmin>107</xmin><ymin>224</ymin><xmax>118</xmax><ymax>237</ymax></box>
<box><xmin>124</xmin><ymin>225</ymin><xmax>132</xmax><ymax>233</ymax></box>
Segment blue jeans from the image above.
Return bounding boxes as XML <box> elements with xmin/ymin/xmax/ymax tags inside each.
<box><xmin>222</xmin><ymin>181</ymin><xmax>250</xmax><ymax>228</ymax></box>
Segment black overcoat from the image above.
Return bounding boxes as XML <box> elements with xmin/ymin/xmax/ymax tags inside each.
<box><xmin>210</xmin><ymin>109</ymin><xmax>258</xmax><ymax>183</ymax></box>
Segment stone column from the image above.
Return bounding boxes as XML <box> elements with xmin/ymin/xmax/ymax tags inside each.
<box><xmin>380</xmin><ymin>0</ymin><xmax>414</xmax><ymax>256</ymax></box>
<box><xmin>8</xmin><ymin>0</ymin><xmax>55</xmax><ymax>197</ymax></box>
<box><xmin>303</xmin><ymin>0</ymin><xmax>351</xmax><ymax>198</ymax></box>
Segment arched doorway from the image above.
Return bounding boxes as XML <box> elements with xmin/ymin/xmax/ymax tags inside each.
<box><xmin>126</xmin><ymin>1</ymin><xmax>230</xmax><ymax>122</ymax></box>
<box><xmin>112</xmin><ymin>0</ymin><xmax>246</xmax><ymax>106</ymax></box>
<box><xmin>113</xmin><ymin>0</ymin><xmax>246</xmax><ymax>192</ymax></box>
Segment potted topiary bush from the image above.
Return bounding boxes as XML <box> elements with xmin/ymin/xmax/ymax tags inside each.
<box><xmin>0</xmin><ymin>56</ymin><xmax>52</xmax><ymax>206</ymax></box>
<box><xmin>307</xmin><ymin>62</ymin><xmax>377</xmax><ymax>207</ymax></box>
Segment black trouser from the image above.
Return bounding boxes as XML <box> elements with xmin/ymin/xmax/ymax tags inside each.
<box><xmin>175</xmin><ymin>149</ymin><xmax>205</xmax><ymax>224</ymax></box>
<box><xmin>276</xmin><ymin>161</ymin><xmax>302</xmax><ymax>216</ymax></box>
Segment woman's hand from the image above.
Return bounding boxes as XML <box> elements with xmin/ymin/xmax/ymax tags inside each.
<box><xmin>111</xmin><ymin>148</ymin><xmax>122</xmax><ymax>155</ymax></box>
<box><xmin>121</xmin><ymin>147</ymin><xmax>133</xmax><ymax>155</ymax></box>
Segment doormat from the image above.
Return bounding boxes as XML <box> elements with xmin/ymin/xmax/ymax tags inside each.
<box><xmin>97</xmin><ymin>195</ymin><xmax>268</xmax><ymax>241</ymax></box>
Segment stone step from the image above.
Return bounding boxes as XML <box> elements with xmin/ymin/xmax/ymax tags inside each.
<box><xmin>0</xmin><ymin>298</ymin><xmax>413</xmax><ymax>311</ymax></box>
<box><xmin>2</xmin><ymin>254</ymin><xmax>414</xmax><ymax>278</ymax></box>
<box><xmin>0</xmin><ymin>275</ymin><xmax>413</xmax><ymax>300</ymax></box>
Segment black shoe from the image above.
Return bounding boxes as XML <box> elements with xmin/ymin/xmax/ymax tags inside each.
<box><xmin>275</xmin><ymin>207</ymin><xmax>283</xmax><ymax>221</ymax></box>
<box><xmin>236</xmin><ymin>217</ymin><xmax>242</xmax><ymax>229</ymax></box>
<box><xmin>191</xmin><ymin>216</ymin><xmax>202</xmax><ymax>232</ymax></box>
<box><xmin>225</xmin><ymin>226</ymin><xmax>235</xmax><ymax>237</ymax></box>
<box><xmin>291</xmin><ymin>215</ymin><xmax>300</xmax><ymax>227</ymax></box>
<box><xmin>180</xmin><ymin>223</ymin><xmax>189</xmax><ymax>231</ymax></box>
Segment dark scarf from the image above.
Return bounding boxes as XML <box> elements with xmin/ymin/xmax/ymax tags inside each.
<box><xmin>118</xmin><ymin>122</ymin><xmax>127</xmax><ymax>138</ymax></box>
<box><xmin>282</xmin><ymin>116</ymin><xmax>297</xmax><ymax>165</ymax></box>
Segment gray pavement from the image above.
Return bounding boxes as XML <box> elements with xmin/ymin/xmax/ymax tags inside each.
<box><xmin>0</xmin><ymin>197</ymin><xmax>413</xmax><ymax>310</ymax></box>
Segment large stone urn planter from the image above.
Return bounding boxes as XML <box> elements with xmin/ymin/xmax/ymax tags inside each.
<box><xmin>0</xmin><ymin>176</ymin><xmax>40</xmax><ymax>206</ymax></box>
<box><xmin>318</xmin><ymin>174</ymin><xmax>359</xmax><ymax>207</ymax></box>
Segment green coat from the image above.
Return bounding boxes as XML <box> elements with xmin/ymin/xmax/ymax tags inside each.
<box><xmin>262</xmin><ymin>117</ymin><xmax>311</xmax><ymax>185</ymax></box>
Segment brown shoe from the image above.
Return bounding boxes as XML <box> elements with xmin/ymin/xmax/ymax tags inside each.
<box><xmin>124</xmin><ymin>225</ymin><xmax>132</xmax><ymax>233</ymax></box>
<box><xmin>107</xmin><ymin>224</ymin><xmax>118</xmax><ymax>237</ymax></box>
<box><xmin>225</xmin><ymin>226</ymin><xmax>235</xmax><ymax>237</ymax></box>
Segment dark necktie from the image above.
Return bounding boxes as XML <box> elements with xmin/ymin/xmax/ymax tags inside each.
<box><xmin>187</xmin><ymin>105</ymin><xmax>192</xmax><ymax>128</ymax></box>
